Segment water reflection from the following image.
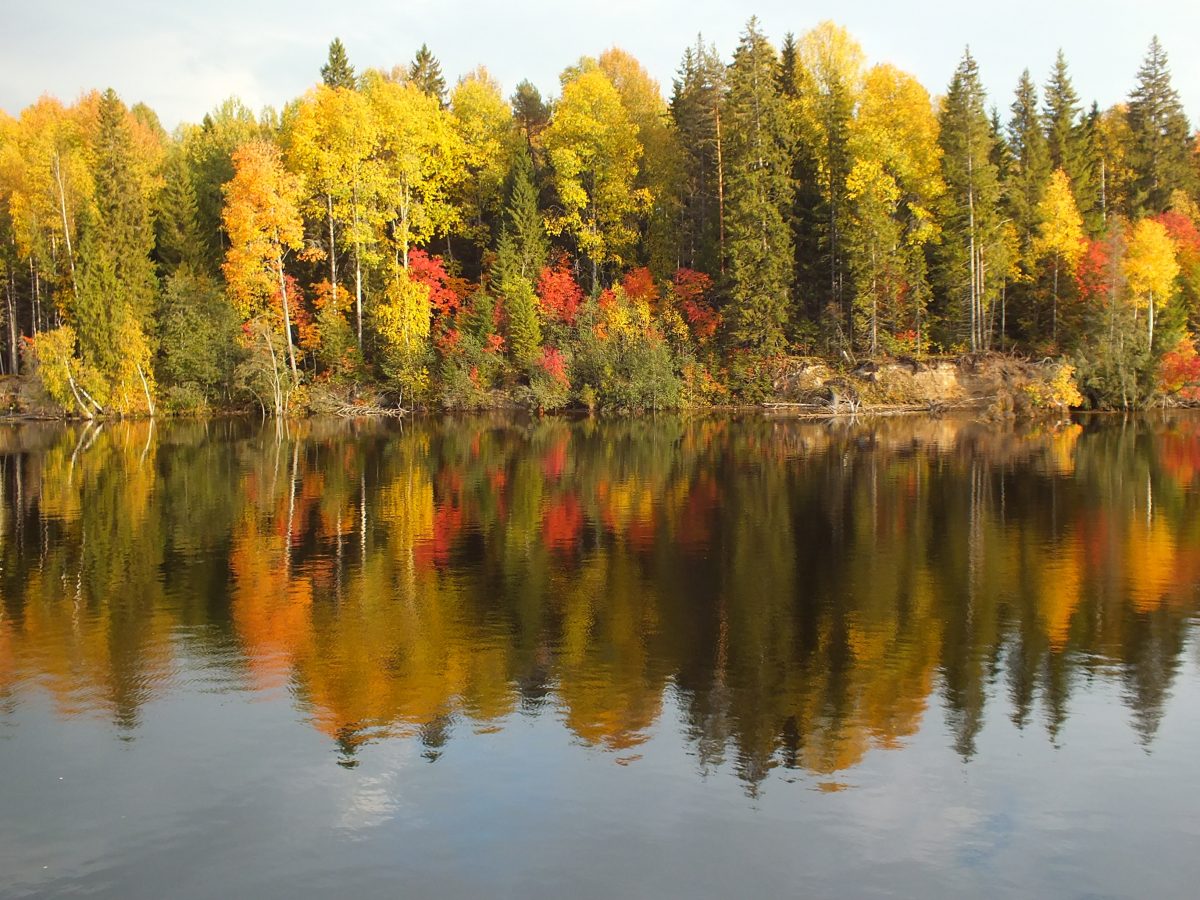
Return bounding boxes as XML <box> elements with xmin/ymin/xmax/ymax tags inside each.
<box><xmin>1</xmin><ymin>413</ymin><xmax>1198</xmax><ymax>791</ymax></box>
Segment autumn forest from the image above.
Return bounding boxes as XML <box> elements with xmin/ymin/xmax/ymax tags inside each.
<box><xmin>1</xmin><ymin>20</ymin><xmax>1199</xmax><ymax>417</ymax></box>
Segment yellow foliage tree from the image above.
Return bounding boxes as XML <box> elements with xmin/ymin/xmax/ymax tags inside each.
<box><xmin>1124</xmin><ymin>217</ymin><xmax>1179</xmax><ymax>348</ymax></box>
<box><xmin>544</xmin><ymin>68</ymin><xmax>647</xmax><ymax>285</ymax></box>
<box><xmin>363</xmin><ymin>73</ymin><xmax>463</xmax><ymax>269</ymax></box>
<box><xmin>598</xmin><ymin>48</ymin><xmax>683</xmax><ymax>274</ymax></box>
<box><xmin>0</xmin><ymin>95</ymin><xmax>97</xmax><ymax>298</ymax></box>
<box><xmin>450</xmin><ymin>67</ymin><xmax>514</xmax><ymax>250</ymax></box>
<box><xmin>846</xmin><ymin>64</ymin><xmax>945</xmax><ymax>352</ymax></box>
<box><xmin>221</xmin><ymin>139</ymin><xmax>305</xmax><ymax>382</ymax></box>
<box><xmin>372</xmin><ymin>267</ymin><xmax>432</xmax><ymax>400</ymax></box>
<box><xmin>1033</xmin><ymin>169</ymin><xmax>1086</xmax><ymax>346</ymax></box>
<box><xmin>285</xmin><ymin>84</ymin><xmax>379</xmax><ymax>349</ymax></box>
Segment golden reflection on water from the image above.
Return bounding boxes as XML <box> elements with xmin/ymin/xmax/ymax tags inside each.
<box><xmin>1</xmin><ymin>413</ymin><xmax>1198</xmax><ymax>787</ymax></box>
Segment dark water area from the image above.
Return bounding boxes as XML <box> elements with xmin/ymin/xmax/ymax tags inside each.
<box><xmin>1</xmin><ymin>413</ymin><xmax>1199</xmax><ymax>899</ymax></box>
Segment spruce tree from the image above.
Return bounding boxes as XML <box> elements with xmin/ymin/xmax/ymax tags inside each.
<box><xmin>408</xmin><ymin>43</ymin><xmax>447</xmax><ymax>107</ymax></box>
<box><xmin>1043</xmin><ymin>50</ymin><xmax>1098</xmax><ymax>230</ymax></box>
<box><xmin>724</xmin><ymin>18</ymin><xmax>794</xmax><ymax>356</ymax></box>
<box><xmin>1006</xmin><ymin>71</ymin><xmax>1051</xmax><ymax>269</ymax></box>
<box><xmin>494</xmin><ymin>230</ymin><xmax>541</xmax><ymax>367</ymax></box>
<box><xmin>74</xmin><ymin>89</ymin><xmax>158</xmax><ymax>404</ymax></box>
<box><xmin>937</xmin><ymin>51</ymin><xmax>1003</xmax><ymax>351</ymax></box>
<box><xmin>777</xmin><ymin>33</ymin><xmax>798</xmax><ymax>96</ymax></box>
<box><xmin>155</xmin><ymin>148</ymin><xmax>204</xmax><ymax>275</ymax></box>
<box><xmin>1126</xmin><ymin>36</ymin><xmax>1195</xmax><ymax>215</ymax></box>
<box><xmin>506</xmin><ymin>148</ymin><xmax>548</xmax><ymax>280</ymax></box>
<box><xmin>320</xmin><ymin>38</ymin><xmax>356</xmax><ymax>89</ymax></box>
<box><xmin>669</xmin><ymin>36</ymin><xmax>726</xmax><ymax>275</ymax></box>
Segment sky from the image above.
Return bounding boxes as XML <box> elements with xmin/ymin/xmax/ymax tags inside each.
<box><xmin>2</xmin><ymin>0</ymin><xmax>1198</xmax><ymax>130</ymax></box>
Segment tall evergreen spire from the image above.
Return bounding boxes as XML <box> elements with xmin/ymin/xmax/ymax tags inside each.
<box><xmin>506</xmin><ymin>148</ymin><xmax>547</xmax><ymax>281</ymax></box>
<box><xmin>724</xmin><ymin>17</ymin><xmax>794</xmax><ymax>358</ymax></box>
<box><xmin>1126</xmin><ymin>36</ymin><xmax>1195</xmax><ymax>215</ymax></box>
<box><xmin>1042</xmin><ymin>50</ymin><xmax>1097</xmax><ymax>229</ymax></box>
<box><xmin>408</xmin><ymin>43</ymin><xmax>447</xmax><ymax>106</ymax></box>
<box><xmin>320</xmin><ymin>38</ymin><xmax>356</xmax><ymax>89</ymax></box>
<box><xmin>1006</xmin><ymin>69</ymin><xmax>1051</xmax><ymax>256</ymax></box>
<box><xmin>937</xmin><ymin>49</ymin><xmax>1003</xmax><ymax>351</ymax></box>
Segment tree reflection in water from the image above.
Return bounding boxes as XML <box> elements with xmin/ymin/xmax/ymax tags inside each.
<box><xmin>1</xmin><ymin>413</ymin><xmax>1198</xmax><ymax>792</ymax></box>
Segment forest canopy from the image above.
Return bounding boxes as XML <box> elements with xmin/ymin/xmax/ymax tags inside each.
<box><xmin>1</xmin><ymin>21</ymin><xmax>1198</xmax><ymax>414</ymax></box>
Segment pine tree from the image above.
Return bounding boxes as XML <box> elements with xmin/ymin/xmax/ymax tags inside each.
<box><xmin>777</xmin><ymin>33</ymin><xmax>798</xmax><ymax>96</ymax></box>
<box><xmin>1043</xmin><ymin>51</ymin><xmax>1097</xmax><ymax>231</ymax></box>
<box><xmin>155</xmin><ymin>147</ymin><xmax>204</xmax><ymax>275</ymax></box>
<box><xmin>1005</xmin><ymin>72</ymin><xmax>1051</xmax><ymax>265</ymax></box>
<box><xmin>724</xmin><ymin>18</ymin><xmax>794</xmax><ymax>356</ymax></box>
<box><xmin>74</xmin><ymin>89</ymin><xmax>158</xmax><ymax>408</ymax></box>
<box><xmin>1126</xmin><ymin>36</ymin><xmax>1196</xmax><ymax>215</ymax></box>
<box><xmin>320</xmin><ymin>38</ymin><xmax>356</xmax><ymax>89</ymax></box>
<box><xmin>408</xmin><ymin>43</ymin><xmax>447</xmax><ymax>107</ymax></box>
<box><xmin>506</xmin><ymin>148</ymin><xmax>548</xmax><ymax>280</ymax></box>
<box><xmin>937</xmin><ymin>50</ymin><xmax>1003</xmax><ymax>351</ymax></box>
<box><xmin>670</xmin><ymin>36</ymin><xmax>726</xmax><ymax>275</ymax></box>
<box><xmin>494</xmin><ymin>230</ymin><xmax>541</xmax><ymax>366</ymax></box>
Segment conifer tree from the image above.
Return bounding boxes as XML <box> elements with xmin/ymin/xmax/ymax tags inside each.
<box><xmin>1004</xmin><ymin>69</ymin><xmax>1052</xmax><ymax>334</ymax></box>
<box><xmin>409</xmin><ymin>43</ymin><xmax>448</xmax><ymax>107</ymax></box>
<box><xmin>494</xmin><ymin>230</ymin><xmax>541</xmax><ymax>366</ymax></box>
<box><xmin>511</xmin><ymin>80</ymin><xmax>550</xmax><ymax>157</ymax></box>
<box><xmin>155</xmin><ymin>146</ymin><xmax>205</xmax><ymax>275</ymax></box>
<box><xmin>777</xmin><ymin>33</ymin><xmax>798</xmax><ymax>95</ymax></box>
<box><xmin>507</xmin><ymin>148</ymin><xmax>548</xmax><ymax>280</ymax></box>
<box><xmin>320</xmin><ymin>38</ymin><xmax>356</xmax><ymax>90</ymax></box>
<box><xmin>670</xmin><ymin>36</ymin><xmax>726</xmax><ymax>274</ymax></box>
<box><xmin>724</xmin><ymin>18</ymin><xmax>794</xmax><ymax>356</ymax></box>
<box><xmin>937</xmin><ymin>50</ymin><xmax>1003</xmax><ymax>351</ymax></box>
<box><xmin>1126</xmin><ymin>36</ymin><xmax>1195</xmax><ymax>215</ymax></box>
<box><xmin>74</xmin><ymin>88</ymin><xmax>158</xmax><ymax>409</ymax></box>
<box><xmin>1007</xmin><ymin>70</ymin><xmax>1050</xmax><ymax>242</ymax></box>
<box><xmin>1043</xmin><ymin>51</ymin><xmax>1097</xmax><ymax>231</ymax></box>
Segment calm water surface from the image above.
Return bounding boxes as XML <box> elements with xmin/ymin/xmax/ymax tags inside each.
<box><xmin>1</xmin><ymin>413</ymin><xmax>1199</xmax><ymax>899</ymax></box>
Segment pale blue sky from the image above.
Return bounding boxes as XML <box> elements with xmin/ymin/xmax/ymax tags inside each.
<box><xmin>2</xmin><ymin>1</ymin><xmax>1197</xmax><ymax>129</ymax></box>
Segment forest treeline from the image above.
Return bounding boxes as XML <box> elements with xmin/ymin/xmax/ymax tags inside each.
<box><xmin>1</xmin><ymin>19</ymin><xmax>1198</xmax><ymax>415</ymax></box>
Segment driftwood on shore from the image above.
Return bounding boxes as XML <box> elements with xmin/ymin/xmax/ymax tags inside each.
<box><xmin>332</xmin><ymin>404</ymin><xmax>407</xmax><ymax>419</ymax></box>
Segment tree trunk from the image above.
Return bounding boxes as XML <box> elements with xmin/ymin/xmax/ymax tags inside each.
<box><xmin>1148</xmin><ymin>292</ymin><xmax>1155</xmax><ymax>350</ymax></box>
<box><xmin>327</xmin><ymin>193</ymin><xmax>337</xmax><ymax>289</ymax></box>
<box><xmin>1052</xmin><ymin>255</ymin><xmax>1059</xmax><ymax>348</ymax></box>
<box><xmin>355</xmin><ymin>250</ymin><xmax>364</xmax><ymax>351</ymax></box>
<box><xmin>715</xmin><ymin>106</ymin><xmax>725</xmax><ymax>275</ymax></box>
<box><xmin>136</xmin><ymin>363</ymin><xmax>155</xmax><ymax>417</ymax></box>
<box><xmin>276</xmin><ymin>252</ymin><xmax>299</xmax><ymax>379</ymax></box>
<box><xmin>52</xmin><ymin>151</ymin><xmax>77</xmax><ymax>294</ymax></box>
<box><xmin>967</xmin><ymin>167</ymin><xmax>977</xmax><ymax>353</ymax></box>
<box><xmin>5</xmin><ymin>274</ymin><xmax>17</xmax><ymax>375</ymax></box>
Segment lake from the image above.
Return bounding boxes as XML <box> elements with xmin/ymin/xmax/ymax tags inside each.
<box><xmin>1</xmin><ymin>413</ymin><xmax>1199</xmax><ymax>899</ymax></box>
